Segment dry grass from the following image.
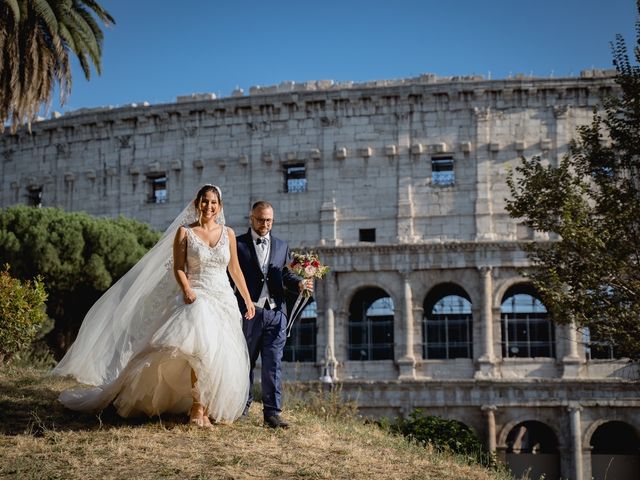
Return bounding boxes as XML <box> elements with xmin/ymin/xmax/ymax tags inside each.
<box><xmin>0</xmin><ymin>366</ymin><xmax>511</xmax><ymax>480</ymax></box>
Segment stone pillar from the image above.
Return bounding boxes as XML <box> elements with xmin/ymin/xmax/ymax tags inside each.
<box><xmin>481</xmin><ymin>405</ymin><xmax>498</xmax><ymax>453</ymax></box>
<box><xmin>475</xmin><ymin>266</ymin><xmax>496</xmax><ymax>378</ymax></box>
<box><xmin>397</xmin><ymin>272</ymin><xmax>416</xmax><ymax>379</ymax></box>
<box><xmin>396</xmin><ymin>110</ymin><xmax>417</xmax><ymax>243</ymax></box>
<box><xmin>473</xmin><ymin>107</ymin><xmax>496</xmax><ymax>240</ymax></box>
<box><xmin>562</xmin><ymin>323</ymin><xmax>583</xmax><ymax>378</ymax></box>
<box><xmin>568</xmin><ymin>403</ymin><xmax>584</xmax><ymax>480</ymax></box>
<box><xmin>319</xmin><ymin>196</ymin><xmax>338</xmax><ymax>246</ymax></box>
<box><xmin>323</xmin><ymin>272</ymin><xmax>339</xmax><ymax>380</ymax></box>
<box><xmin>396</xmin><ymin>183</ymin><xmax>417</xmax><ymax>243</ymax></box>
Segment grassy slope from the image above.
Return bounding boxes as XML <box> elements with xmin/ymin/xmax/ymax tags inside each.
<box><xmin>0</xmin><ymin>366</ymin><xmax>511</xmax><ymax>480</ymax></box>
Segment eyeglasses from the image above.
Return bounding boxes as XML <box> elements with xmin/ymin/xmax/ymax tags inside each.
<box><xmin>252</xmin><ymin>217</ymin><xmax>273</xmax><ymax>224</ymax></box>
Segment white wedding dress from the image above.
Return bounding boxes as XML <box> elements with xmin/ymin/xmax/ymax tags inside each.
<box><xmin>55</xmin><ymin>225</ymin><xmax>250</xmax><ymax>422</ymax></box>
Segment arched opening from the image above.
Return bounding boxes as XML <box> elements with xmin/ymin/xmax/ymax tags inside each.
<box><xmin>422</xmin><ymin>283</ymin><xmax>473</xmax><ymax>359</ymax></box>
<box><xmin>348</xmin><ymin>287</ymin><xmax>394</xmax><ymax>360</ymax></box>
<box><xmin>283</xmin><ymin>301</ymin><xmax>316</xmax><ymax>362</ymax></box>
<box><xmin>505</xmin><ymin>421</ymin><xmax>560</xmax><ymax>480</ymax></box>
<box><xmin>501</xmin><ymin>284</ymin><xmax>555</xmax><ymax>358</ymax></box>
<box><xmin>590</xmin><ymin>421</ymin><xmax>640</xmax><ymax>480</ymax></box>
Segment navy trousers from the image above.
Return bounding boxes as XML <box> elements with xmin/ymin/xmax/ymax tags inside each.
<box><xmin>243</xmin><ymin>306</ymin><xmax>287</xmax><ymax>417</ymax></box>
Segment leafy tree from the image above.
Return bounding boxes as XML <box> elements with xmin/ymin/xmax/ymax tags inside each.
<box><xmin>0</xmin><ymin>206</ymin><xmax>160</xmax><ymax>355</ymax></box>
<box><xmin>0</xmin><ymin>264</ymin><xmax>48</xmax><ymax>365</ymax></box>
<box><xmin>506</xmin><ymin>3</ymin><xmax>640</xmax><ymax>359</ymax></box>
<box><xmin>0</xmin><ymin>0</ymin><xmax>115</xmax><ymax>132</ymax></box>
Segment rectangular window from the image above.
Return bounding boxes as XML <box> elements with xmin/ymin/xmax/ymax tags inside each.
<box><xmin>359</xmin><ymin>228</ymin><xmax>376</xmax><ymax>242</ymax></box>
<box><xmin>284</xmin><ymin>163</ymin><xmax>307</xmax><ymax>193</ymax></box>
<box><xmin>148</xmin><ymin>175</ymin><xmax>167</xmax><ymax>203</ymax></box>
<box><xmin>26</xmin><ymin>186</ymin><xmax>43</xmax><ymax>207</ymax></box>
<box><xmin>283</xmin><ymin>317</ymin><xmax>316</xmax><ymax>362</ymax></box>
<box><xmin>283</xmin><ymin>302</ymin><xmax>316</xmax><ymax>362</ymax></box>
<box><xmin>424</xmin><ymin>315</ymin><xmax>472</xmax><ymax>359</ymax></box>
<box><xmin>501</xmin><ymin>315</ymin><xmax>555</xmax><ymax>358</ymax></box>
<box><xmin>347</xmin><ymin>316</ymin><xmax>394</xmax><ymax>360</ymax></box>
<box><xmin>432</xmin><ymin>156</ymin><xmax>455</xmax><ymax>186</ymax></box>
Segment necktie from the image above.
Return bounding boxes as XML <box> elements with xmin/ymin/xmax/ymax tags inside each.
<box><xmin>256</xmin><ymin>237</ymin><xmax>268</xmax><ymax>272</ymax></box>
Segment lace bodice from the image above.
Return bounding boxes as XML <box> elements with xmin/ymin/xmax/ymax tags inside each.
<box><xmin>185</xmin><ymin>226</ymin><xmax>232</xmax><ymax>296</ymax></box>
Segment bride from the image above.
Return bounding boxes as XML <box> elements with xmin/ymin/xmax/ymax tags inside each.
<box><xmin>52</xmin><ymin>185</ymin><xmax>255</xmax><ymax>428</ymax></box>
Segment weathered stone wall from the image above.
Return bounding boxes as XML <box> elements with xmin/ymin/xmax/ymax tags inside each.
<box><xmin>0</xmin><ymin>71</ymin><xmax>615</xmax><ymax>243</ymax></box>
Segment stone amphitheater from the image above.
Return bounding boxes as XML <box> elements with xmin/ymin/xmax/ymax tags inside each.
<box><xmin>2</xmin><ymin>70</ymin><xmax>639</xmax><ymax>479</ymax></box>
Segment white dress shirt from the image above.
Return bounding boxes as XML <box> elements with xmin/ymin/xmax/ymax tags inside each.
<box><xmin>250</xmin><ymin>230</ymin><xmax>274</xmax><ymax>309</ymax></box>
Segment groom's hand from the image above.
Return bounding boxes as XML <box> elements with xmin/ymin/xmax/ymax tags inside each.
<box><xmin>299</xmin><ymin>279</ymin><xmax>314</xmax><ymax>294</ymax></box>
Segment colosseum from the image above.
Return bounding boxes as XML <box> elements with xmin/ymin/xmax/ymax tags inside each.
<box><xmin>1</xmin><ymin>70</ymin><xmax>639</xmax><ymax>479</ymax></box>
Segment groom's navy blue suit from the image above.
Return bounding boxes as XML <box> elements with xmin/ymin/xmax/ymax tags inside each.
<box><xmin>233</xmin><ymin>228</ymin><xmax>300</xmax><ymax>418</ymax></box>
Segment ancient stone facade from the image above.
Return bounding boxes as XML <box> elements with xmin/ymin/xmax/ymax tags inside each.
<box><xmin>2</xmin><ymin>71</ymin><xmax>639</xmax><ymax>479</ymax></box>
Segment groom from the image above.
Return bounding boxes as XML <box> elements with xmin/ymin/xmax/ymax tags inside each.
<box><xmin>233</xmin><ymin>200</ymin><xmax>312</xmax><ymax>428</ymax></box>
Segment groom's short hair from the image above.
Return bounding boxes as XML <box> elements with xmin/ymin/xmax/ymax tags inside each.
<box><xmin>251</xmin><ymin>200</ymin><xmax>273</xmax><ymax>211</ymax></box>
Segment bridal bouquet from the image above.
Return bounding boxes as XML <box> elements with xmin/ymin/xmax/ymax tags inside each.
<box><xmin>289</xmin><ymin>251</ymin><xmax>330</xmax><ymax>297</ymax></box>
<box><xmin>286</xmin><ymin>251</ymin><xmax>330</xmax><ymax>337</ymax></box>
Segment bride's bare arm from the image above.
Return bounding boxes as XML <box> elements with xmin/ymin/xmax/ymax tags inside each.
<box><xmin>227</xmin><ymin>228</ymin><xmax>255</xmax><ymax>320</ymax></box>
<box><xmin>173</xmin><ymin>226</ymin><xmax>196</xmax><ymax>304</ymax></box>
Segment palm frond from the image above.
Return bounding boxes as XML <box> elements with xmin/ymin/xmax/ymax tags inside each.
<box><xmin>68</xmin><ymin>7</ymin><xmax>102</xmax><ymax>66</ymax></box>
<box><xmin>1</xmin><ymin>0</ymin><xmax>21</xmax><ymax>23</ymax></box>
<box><xmin>77</xmin><ymin>0</ymin><xmax>115</xmax><ymax>26</ymax></box>
<box><xmin>30</xmin><ymin>0</ymin><xmax>60</xmax><ymax>35</ymax></box>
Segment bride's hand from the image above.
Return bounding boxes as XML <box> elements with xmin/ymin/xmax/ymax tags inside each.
<box><xmin>183</xmin><ymin>288</ymin><xmax>197</xmax><ymax>304</ymax></box>
<box><xmin>244</xmin><ymin>302</ymin><xmax>255</xmax><ymax>320</ymax></box>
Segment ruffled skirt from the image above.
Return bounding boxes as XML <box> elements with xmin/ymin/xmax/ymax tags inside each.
<box><xmin>58</xmin><ymin>285</ymin><xmax>250</xmax><ymax>422</ymax></box>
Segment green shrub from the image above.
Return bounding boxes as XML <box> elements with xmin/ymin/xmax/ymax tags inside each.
<box><xmin>0</xmin><ymin>265</ymin><xmax>48</xmax><ymax>364</ymax></box>
<box><xmin>0</xmin><ymin>206</ymin><xmax>160</xmax><ymax>354</ymax></box>
<box><xmin>392</xmin><ymin>409</ymin><xmax>496</xmax><ymax>468</ymax></box>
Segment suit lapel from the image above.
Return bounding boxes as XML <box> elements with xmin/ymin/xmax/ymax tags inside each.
<box><xmin>243</xmin><ymin>229</ymin><xmax>264</xmax><ymax>278</ymax></box>
<box><xmin>267</xmin><ymin>234</ymin><xmax>277</xmax><ymax>268</ymax></box>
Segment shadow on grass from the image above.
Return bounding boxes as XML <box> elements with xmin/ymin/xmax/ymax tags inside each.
<box><xmin>0</xmin><ymin>371</ymin><xmax>188</xmax><ymax>436</ymax></box>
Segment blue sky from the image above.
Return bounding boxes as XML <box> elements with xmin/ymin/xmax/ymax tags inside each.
<box><xmin>54</xmin><ymin>0</ymin><xmax>638</xmax><ymax>113</ymax></box>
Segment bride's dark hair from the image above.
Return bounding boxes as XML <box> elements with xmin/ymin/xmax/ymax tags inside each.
<box><xmin>194</xmin><ymin>185</ymin><xmax>222</xmax><ymax>208</ymax></box>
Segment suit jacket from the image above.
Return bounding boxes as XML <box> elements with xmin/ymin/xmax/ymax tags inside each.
<box><xmin>232</xmin><ymin>229</ymin><xmax>301</xmax><ymax>315</ymax></box>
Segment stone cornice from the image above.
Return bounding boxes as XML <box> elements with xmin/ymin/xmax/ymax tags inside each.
<box><xmin>311</xmin><ymin>240</ymin><xmax>546</xmax><ymax>255</ymax></box>
<box><xmin>2</xmin><ymin>74</ymin><xmax>619</xmax><ymax>140</ymax></box>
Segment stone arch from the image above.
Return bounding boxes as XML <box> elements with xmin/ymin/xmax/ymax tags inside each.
<box><xmin>587</xmin><ymin>420</ymin><xmax>640</xmax><ymax>480</ymax></box>
<box><xmin>336</xmin><ymin>274</ymin><xmax>402</xmax><ymax>319</ymax></box>
<box><xmin>498</xmin><ymin>418</ymin><xmax>564</xmax><ymax>450</ymax></box>
<box><xmin>493</xmin><ymin>276</ymin><xmax>529</xmax><ymax>308</ymax></box>
<box><xmin>590</xmin><ymin>420</ymin><xmax>640</xmax><ymax>453</ymax></box>
<box><xmin>583</xmin><ymin>418</ymin><xmax>613</xmax><ymax>447</ymax></box>
<box><xmin>417</xmin><ymin>269</ymin><xmax>480</xmax><ymax>307</ymax></box>
<box><xmin>501</xmin><ymin>419</ymin><xmax>562</xmax><ymax>480</ymax></box>
<box><xmin>347</xmin><ymin>285</ymin><xmax>395</xmax><ymax>361</ymax></box>
<box><xmin>583</xmin><ymin>418</ymin><xmax>640</xmax><ymax>447</ymax></box>
<box><xmin>500</xmin><ymin>283</ymin><xmax>554</xmax><ymax>358</ymax></box>
<box><xmin>422</xmin><ymin>282</ymin><xmax>473</xmax><ymax>359</ymax></box>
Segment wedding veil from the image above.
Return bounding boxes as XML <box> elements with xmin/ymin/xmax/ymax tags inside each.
<box><xmin>52</xmin><ymin>185</ymin><xmax>225</xmax><ymax>386</ymax></box>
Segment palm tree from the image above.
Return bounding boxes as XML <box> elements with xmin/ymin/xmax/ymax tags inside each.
<box><xmin>0</xmin><ymin>0</ymin><xmax>114</xmax><ymax>133</ymax></box>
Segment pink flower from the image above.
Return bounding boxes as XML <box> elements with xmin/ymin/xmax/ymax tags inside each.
<box><xmin>304</xmin><ymin>265</ymin><xmax>317</xmax><ymax>277</ymax></box>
